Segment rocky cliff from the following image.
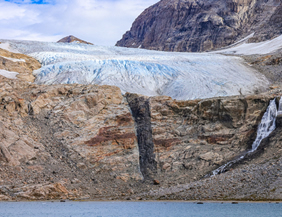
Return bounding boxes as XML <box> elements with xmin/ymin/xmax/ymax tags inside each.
<box><xmin>0</xmin><ymin>72</ymin><xmax>281</xmax><ymax>201</ymax></box>
<box><xmin>116</xmin><ymin>0</ymin><xmax>282</xmax><ymax>52</ymax></box>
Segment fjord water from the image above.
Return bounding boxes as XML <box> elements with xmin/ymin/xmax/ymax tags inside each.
<box><xmin>0</xmin><ymin>202</ymin><xmax>281</xmax><ymax>217</ymax></box>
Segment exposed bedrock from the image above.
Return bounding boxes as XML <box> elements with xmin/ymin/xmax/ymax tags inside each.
<box><xmin>147</xmin><ymin>94</ymin><xmax>274</xmax><ymax>185</ymax></box>
<box><xmin>1</xmin><ymin>74</ymin><xmax>282</xmax><ymax>200</ymax></box>
<box><xmin>125</xmin><ymin>91</ymin><xmax>281</xmax><ymax>192</ymax></box>
<box><xmin>57</xmin><ymin>35</ymin><xmax>94</xmax><ymax>45</ymax></box>
<box><xmin>116</xmin><ymin>0</ymin><xmax>281</xmax><ymax>52</ymax></box>
<box><xmin>146</xmin><ymin>105</ymin><xmax>282</xmax><ymax>201</ymax></box>
<box><xmin>126</xmin><ymin>93</ymin><xmax>157</xmax><ymax>179</ymax></box>
<box><xmin>0</xmin><ymin>76</ymin><xmax>142</xmax><ymax>200</ymax></box>
<box><xmin>0</xmin><ymin>46</ymin><xmax>41</xmax><ymax>82</ymax></box>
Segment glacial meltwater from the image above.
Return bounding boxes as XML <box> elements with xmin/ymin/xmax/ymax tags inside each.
<box><xmin>0</xmin><ymin>202</ymin><xmax>281</xmax><ymax>217</ymax></box>
<box><xmin>211</xmin><ymin>98</ymin><xmax>282</xmax><ymax>176</ymax></box>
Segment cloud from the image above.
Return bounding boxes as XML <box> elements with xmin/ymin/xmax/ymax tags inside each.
<box><xmin>0</xmin><ymin>0</ymin><xmax>159</xmax><ymax>45</ymax></box>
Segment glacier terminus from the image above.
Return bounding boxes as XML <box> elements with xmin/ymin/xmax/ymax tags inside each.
<box><xmin>3</xmin><ymin>40</ymin><xmax>269</xmax><ymax>100</ymax></box>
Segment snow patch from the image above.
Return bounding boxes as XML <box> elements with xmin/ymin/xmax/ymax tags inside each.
<box><xmin>214</xmin><ymin>34</ymin><xmax>282</xmax><ymax>55</ymax></box>
<box><xmin>0</xmin><ymin>56</ymin><xmax>25</xmax><ymax>62</ymax></box>
<box><xmin>0</xmin><ymin>69</ymin><xmax>19</xmax><ymax>79</ymax></box>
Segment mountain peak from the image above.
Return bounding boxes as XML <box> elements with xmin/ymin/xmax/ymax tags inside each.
<box><xmin>57</xmin><ymin>35</ymin><xmax>93</xmax><ymax>45</ymax></box>
<box><xmin>116</xmin><ymin>0</ymin><xmax>282</xmax><ymax>52</ymax></box>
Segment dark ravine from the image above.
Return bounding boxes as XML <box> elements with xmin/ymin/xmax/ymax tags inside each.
<box><xmin>126</xmin><ymin>93</ymin><xmax>157</xmax><ymax>179</ymax></box>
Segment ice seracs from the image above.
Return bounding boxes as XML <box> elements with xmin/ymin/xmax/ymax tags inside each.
<box><xmin>1</xmin><ymin>39</ymin><xmax>269</xmax><ymax>100</ymax></box>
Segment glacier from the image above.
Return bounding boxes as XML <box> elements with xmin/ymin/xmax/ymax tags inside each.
<box><xmin>0</xmin><ymin>39</ymin><xmax>269</xmax><ymax>100</ymax></box>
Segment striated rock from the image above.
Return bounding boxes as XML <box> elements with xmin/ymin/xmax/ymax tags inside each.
<box><xmin>116</xmin><ymin>0</ymin><xmax>281</xmax><ymax>52</ymax></box>
<box><xmin>57</xmin><ymin>35</ymin><xmax>93</xmax><ymax>45</ymax></box>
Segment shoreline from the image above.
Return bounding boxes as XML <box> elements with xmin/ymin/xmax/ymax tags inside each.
<box><xmin>0</xmin><ymin>199</ymin><xmax>281</xmax><ymax>203</ymax></box>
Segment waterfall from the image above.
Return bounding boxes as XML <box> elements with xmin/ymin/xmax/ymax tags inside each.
<box><xmin>211</xmin><ymin>97</ymin><xmax>281</xmax><ymax>176</ymax></box>
<box><xmin>251</xmin><ymin>99</ymin><xmax>277</xmax><ymax>152</ymax></box>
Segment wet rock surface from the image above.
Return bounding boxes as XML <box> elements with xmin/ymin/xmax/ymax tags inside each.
<box><xmin>116</xmin><ymin>0</ymin><xmax>281</xmax><ymax>52</ymax></box>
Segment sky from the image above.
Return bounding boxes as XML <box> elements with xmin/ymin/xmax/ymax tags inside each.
<box><xmin>0</xmin><ymin>0</ymin><xmax>159</xmax><ymax>45</ymax></box>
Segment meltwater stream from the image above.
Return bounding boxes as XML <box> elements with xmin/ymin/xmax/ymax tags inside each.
<box><xmin>211</xmin><ymin>97</ymin><xmax>281</xmax><ymax>176</ymax></box>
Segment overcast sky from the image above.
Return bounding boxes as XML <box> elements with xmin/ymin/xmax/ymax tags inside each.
<box><xmin>0</xmin><ymin>0</ymin><xmax>159</xmax><ymax>45</ymax></box>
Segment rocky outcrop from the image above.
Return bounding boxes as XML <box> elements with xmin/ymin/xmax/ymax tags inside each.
<box><xmin>116</xmin><ymin>0</ymin><xmax>281</xmax><ymax>52</ymax></box>
<box><xmin>129</xmin><ymin>93</ymin><xmax>277</xmax><ymax>188</ymax></box>
<box><xmin>0</xmin><ymin>75</ymin><xmax>141</xmax><ymax>200</ymax></box>
<box><xmin>57</xmin><ymin>35</ymin><xmax>93</xmax><ymax>45</ymax></box>
<box><xmin>0</xmin><ymin>74</ymin><xmax>281</xmax><ymax>201</ymax></box>
<box><xmin>145</xmin><ymin>113</ymin><xmax>282</xmax><ymax>201</ymax></box>
<box><xmin>249</xmin><ymin>3</ymin><xmax>282</xmax><ymax>43</ymax></box>
<box><xmin>0</xmin><ymin>47</ymin><xmax>41</xmax><ymax>82</ymax></box>
<box><xmin>243</xmin><ymin>51</ymin><xmax>282</xmax><ymax>85</ymax></box>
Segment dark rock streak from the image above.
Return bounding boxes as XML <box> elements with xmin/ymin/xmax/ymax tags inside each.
<box><xmin>126</xmin><ymin>93</ymin><xmax>157</xmax><ymax>179</ymax></box>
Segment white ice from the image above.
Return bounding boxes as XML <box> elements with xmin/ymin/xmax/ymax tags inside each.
<box><xmin>0</xmin><ymin>42</ymin><xmax>20</xmax><ymax>53</ymax></box>
<box><xmin>1</xmin><ymin>39</ymin><xmax>270</xmax><ymax>100</ymax></box>
<box><xmin>0</xmin><ymin>56</ymin><xmax>25</xmax><ymax>62</ymax></box>
<box><xmin>0</xmin><ymin>69</ymin><xmax>19</xmax><ymax>79</ymax></box>
<box><xmin>214</xmin><ymin>34</ymin><xmax>282</xmax><ymax>55</ymax></box>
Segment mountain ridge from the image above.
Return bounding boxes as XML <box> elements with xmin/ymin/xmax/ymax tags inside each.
<box><xmin>57</xmin><ymin>35</ymin><xmax>93</xmax><ymax>45</ymax></box>
<box><xmin>116</xmin><ymin>0</ymin><xmax>282</xmax><ymax>52</ymax></box>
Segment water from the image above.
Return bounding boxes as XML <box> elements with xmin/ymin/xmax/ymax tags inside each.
<box><xmin>251</xmin><ymin>98</ymin><xmax>277</xmax><ymax>151</ymax></box>
<box><xmin>212</xmin><ymin>98</ymin><xmax>281</xmax><ymax>176</ymax></box>
<box><xmin>0</xmin><ymin>202</ymin><xmax>281</xmax><ymax>217</ymax></box>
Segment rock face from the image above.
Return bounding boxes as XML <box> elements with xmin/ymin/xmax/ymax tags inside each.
<box><xmin>146</xmin><ymin>114</ymin><xmax>282</xmax><ymax>201</ymax></box>
<box><xmin>0</xmin><ymin>46</ymin><xmax>41</xmax><ymax>82</ymax></box>
<box><xmin>116</xmin><ymin>0</ymin><xmax>282</xmax><ymax>52</ymax></box>
<box><xmin>126</xmin><ymin>92</ymin><xmax>280</xmax><ymax>188</ymax></box>
<box><xmin>249</xmin><ymin>3</ymin><xmax>282</xmax><ymax>43</ymax></box>
<box><xmin>243</xmin><ymin>51</ymin><xmax>282</xmax><ymax>85</ymax></box>
<box><xmin>57</xmin><ymin>35</ymin><xmax>93</xmax><ymax>45</ymax></box>
<box><xmin>0</xmin><ymin>73</ymin><xmax>282</xmax><ymax>201</ymax></box>
<box><xmin>0</xmin><ymin>76</ymin><xmax>141</xmax><ymax>200</ymax></box>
